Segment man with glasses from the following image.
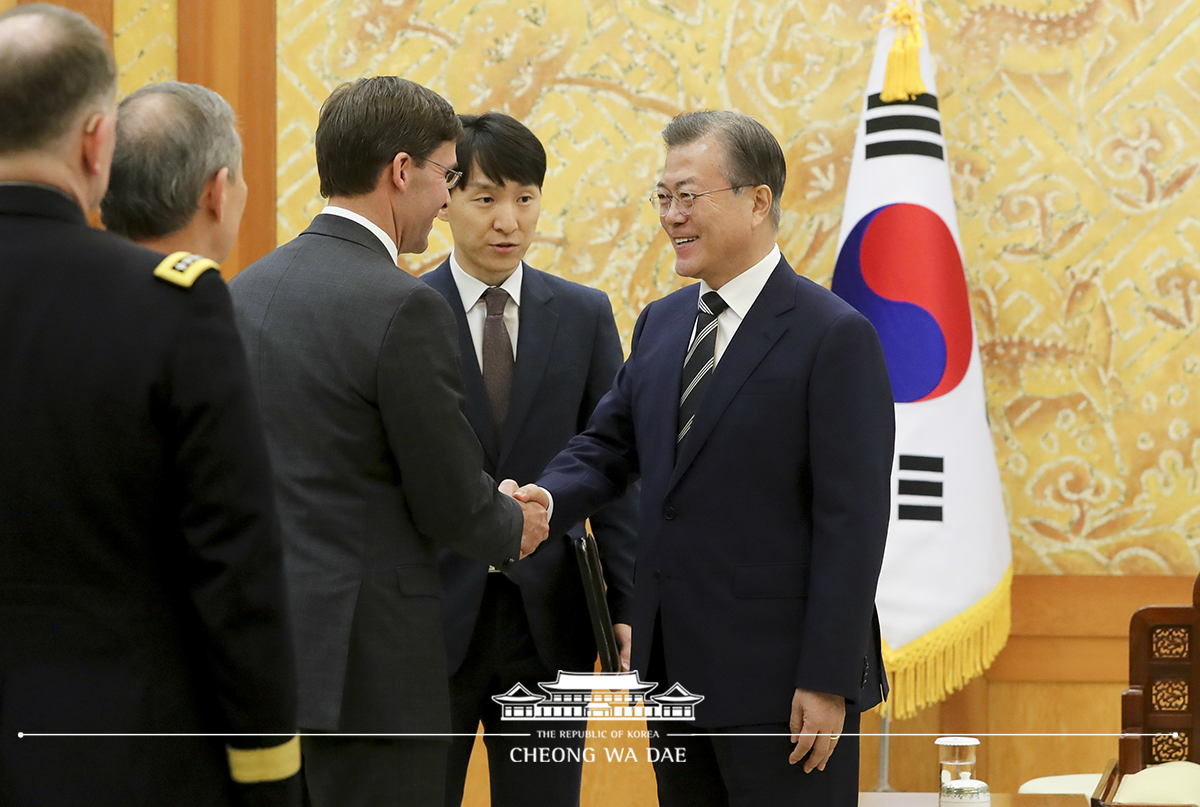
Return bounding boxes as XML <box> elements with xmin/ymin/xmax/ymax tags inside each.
<box><xmin>229</xmin><ymin>77</ymin><xmax>550</xmax><ymax>807</ymax></box>
<box><xmin>527</xmin><ymin>110</ymin><xmax>895</xmax><ymax>806</ymax></box>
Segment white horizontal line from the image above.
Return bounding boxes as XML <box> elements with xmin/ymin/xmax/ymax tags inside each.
<box><xmin>17</xmin><ymin>732</ymin><xmax>531</xmax><ymax>738</ymax></box>
<box><xmin>668</xmin><ymin>732</ymin><xmax>1178</xmax><ymax>738</ymax></box>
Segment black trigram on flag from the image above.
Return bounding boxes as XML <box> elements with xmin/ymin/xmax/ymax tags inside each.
<box><xmin>897</xmin><ymin>454</ymin><xmax>943</xmax><ymax>522</ymax></box>
<box><xmin>864</xmin><ymin>93</ymin><xmax>944</xmax><ymax>162</ymax></box>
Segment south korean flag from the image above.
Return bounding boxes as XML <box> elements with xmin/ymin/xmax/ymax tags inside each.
<box><xmin>830</xmin><ymin>0</ymin><xmax>1012</xmax><ymax>720</ymax></box>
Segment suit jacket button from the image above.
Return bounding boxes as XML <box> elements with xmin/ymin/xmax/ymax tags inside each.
<box><xmin>664</xmin><ymin>506</ymin><xmax>676</xmax><ymax>520</ymax></box>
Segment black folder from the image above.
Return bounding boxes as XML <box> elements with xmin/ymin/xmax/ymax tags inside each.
<box><xmin>574</xmin><ymin>532</ymin><xmax>621</xmax><ymax>673</ymax></box>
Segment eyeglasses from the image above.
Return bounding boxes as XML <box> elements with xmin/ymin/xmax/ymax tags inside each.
<box><xmin>648</xmin><ymin>185</ymin><xmax>751</xmax><ymax>216</ymax></box>
<box><xmin>426</xmin><ymin>159</ymin><xmax>462</xmax><ymax>189</ymax></box>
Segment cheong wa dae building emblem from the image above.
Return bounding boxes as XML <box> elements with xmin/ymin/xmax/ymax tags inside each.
<box><xmin>492</xmin><ymin>671</ymin><xmax>704</xmax><ymax>721</ymax></box>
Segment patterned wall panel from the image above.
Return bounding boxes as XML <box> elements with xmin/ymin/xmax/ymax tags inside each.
<box><xmin>275</xmin><ymin>0</ymin><xmax>1200</xmax><ymax>576</ymax></box>
<box><xmin>113</xmin><ymin>0</ymin><xmax>176</xmax><ymax>96</ymax></box>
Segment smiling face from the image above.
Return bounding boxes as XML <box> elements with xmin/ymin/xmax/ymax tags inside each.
<box><xmin>441</xmin><ymin>162</ymin><xmax>541</xmax><ymax>285</ymax></box>
<box><xmin>394</xmin><ymin>140</ymin><xmax>457</xmax><ymax>255</ymax></box>
<box><xmin>657</xmin><ymin>135</ymin><xmax>764</xmax><ymax>290</ymax></box>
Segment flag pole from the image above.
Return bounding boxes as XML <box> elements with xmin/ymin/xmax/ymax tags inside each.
<box><xmin>877</xmin><ymin>702</ymin><xmax>895</xmax><ymax>792</ymax></box>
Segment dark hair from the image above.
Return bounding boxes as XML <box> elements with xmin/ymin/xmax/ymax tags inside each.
<box><xmin>662</xmin><ymin>110</ymin><xmax>786</xmax><ymax>229</ymax></box>
<box><xmin>315</xmin><ymin>76</ymin><xmax>462</xmax><ymax>198</ymax></box>
<box><xmin>101</xmin><ymin>82</ymin><xmax>241</xmax><ymax>239</ymax></box>
<box><xmin>0</xmin><ymin>4</ymin><xmax>116</xmax><ymax>154</ymax></box>
<box><xmin>453</xmin><ymin>113</ymin><xmax>546</xmax><ymax>191</ymax></box>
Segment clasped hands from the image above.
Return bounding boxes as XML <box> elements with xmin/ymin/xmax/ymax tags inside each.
<box><xmin>498</xmin><ymin>479</ymin><xmax>550</xmax><ymax>558</ymax></box>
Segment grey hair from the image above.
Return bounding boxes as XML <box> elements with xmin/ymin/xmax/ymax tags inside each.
<box><xmin>662</xmin><ymin>110</ymin><xmax>786</xmax><ymax>229</ymax></box>
<box><xmin>100</xmin><ymin>82</ymin><xmax>241</xmax><ymax>240</ymax></box>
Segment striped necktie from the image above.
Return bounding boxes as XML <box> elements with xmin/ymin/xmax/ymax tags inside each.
<box><xmin>678</xmin><ymin>291</ymin><xmax>728</xmax><ymax>445</ymax></box>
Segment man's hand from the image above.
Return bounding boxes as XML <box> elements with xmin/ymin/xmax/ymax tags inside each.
<box><xmin>499</xmin><ymin>479</ymin><xmax>548</xmax><ymax>558</ymax></box>
<box><xmin>507</xmin><ymin>482</ymin><xmax>550</xmax><ymax>510</ymax></box>
<box><xmin>788</xmin><ymin>688</ymin><xmax>845</xmax><ymax>771</ymax></box>
<box><xmin>614</xmin><ymin>623</ymin><xmax>632</xmax><ymax>672</ymax></box>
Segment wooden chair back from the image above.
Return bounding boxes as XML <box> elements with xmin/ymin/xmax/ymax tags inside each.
<box><xmin>1118</xmin><ymin>575</ymin><xmax>1200</xmax><ymax>775</ymax></box>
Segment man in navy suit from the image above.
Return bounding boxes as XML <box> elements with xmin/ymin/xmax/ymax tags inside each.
<box><xmin>528</xmin><ymin>111</ymin><xmax>895</xmax><ymax>806</ymax></box>
<box><xmin>422</xmin><ymin>113</ymin><xmax>637</xmax><ymax>807</ymax></box>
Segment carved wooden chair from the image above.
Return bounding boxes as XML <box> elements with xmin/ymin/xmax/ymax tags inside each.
<box><xmin>1091</xmin><ymin>573</ymin><xmax>1200</xmax><ymax>806</ymax></box>
<box><xmin>1119</xmin><ymin>573</ymin><xmax>1200</xmax><ymax>774</ymax></box>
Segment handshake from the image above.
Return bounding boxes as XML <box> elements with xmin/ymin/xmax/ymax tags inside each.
<box><xmin>499</xmin><ymin>479</ymin><xmax>550</xmax><ymax>559</ymax></box>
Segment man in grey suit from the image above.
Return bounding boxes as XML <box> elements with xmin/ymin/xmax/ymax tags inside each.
<box><xmin>228</xmin><ymin>77</ymin><xmax>549</xmax><ymax>807</ymax></box>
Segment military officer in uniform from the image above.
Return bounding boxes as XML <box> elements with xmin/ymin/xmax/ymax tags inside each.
<box><xmin>100</xmin><ymin>81</ymin><xmax>248</xmax><ymax>264</ymax></box>
<box><xmin>0</xmin><ymin>6</ymin><xmax>300</xmax><ymax>806</ymax></box>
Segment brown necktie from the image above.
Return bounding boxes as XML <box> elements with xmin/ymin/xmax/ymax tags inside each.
<box><xmin>482</xmin><ymin>286</ymin><xmax>514</xmax><ymax>431</ymax></box>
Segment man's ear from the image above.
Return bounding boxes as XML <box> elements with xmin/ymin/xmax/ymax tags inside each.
<box><xmin>205</xmin><ymin>166</ymin><xmax>230</xmax><ymax>222</ymax></box>
<box><xmin>750</xmin><ymin>184</ymin><xmax>772</xmax><ymax>228</ymax></box>
<box><xmin>389</xmin><ymin>152</ymin><xmax>411</xmax><ymax>193</ymax></box>
<box><xmin>80</xmin><ymin>111</ymin><xmax>114</xmax><ymax>177</ymax></box>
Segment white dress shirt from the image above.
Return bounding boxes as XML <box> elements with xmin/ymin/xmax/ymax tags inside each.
<box><xmin>320</xmin><ymin>205</ymin><xmax>398</xmax><ymax>265</ymax></box>
<box><xmin>694</xmin><ymin>243</ymin><xmax>781</xmax><ymax>365</ymax></box>
<box><xmin>448</xmin><ymin>252</ymin><xmax>522</xmax><ymax>370</ymax></box>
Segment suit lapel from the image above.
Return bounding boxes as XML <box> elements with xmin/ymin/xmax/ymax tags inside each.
<box><xmin>668</xmin><ymin>259</ymin><xmax>797</xmax><ymax>491</ymax></box>
<box><xmin>425</xmin><ymin>262</ymin><xmax>501</xmax><ymax>462</ymax></box>
<box><xmin>498</xmin><ymin>268</ymin><xmax>557</xmax><ymax>467</ymax></box>
<box><xmin>641</xmin><ymin>292</ymin><xmax>700</xmax><ymax>481</ymax></box>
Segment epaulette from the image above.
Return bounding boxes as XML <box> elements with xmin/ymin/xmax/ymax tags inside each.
<box><xmin>153</xmin><ymin>251</ymin><xmax>219</xmax><ymax>288</ymax></box>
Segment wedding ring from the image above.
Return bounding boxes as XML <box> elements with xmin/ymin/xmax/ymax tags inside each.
<box><xmin>829</xmin><ymin>734</ymin><xmax>840</xmax><ymax>741</ymax></box>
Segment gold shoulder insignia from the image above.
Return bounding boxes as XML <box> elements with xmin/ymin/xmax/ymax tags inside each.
<box><xmin>153</xmin><ymin>251</ymin><xmax>219</xmax><ymax>288</ymax></box>
<box><xmin>227</xmin><ymin>735</ymin><xmax>301</xmax><ymax>783</ymax></box>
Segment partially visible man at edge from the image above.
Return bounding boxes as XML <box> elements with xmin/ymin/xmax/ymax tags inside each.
<box><xmin>0</xmin><ymin>5</ymin><xmax>300</xmax><ymax>807</ymax></box>
<box><xmin>101</xmin><ymin>81</ymin><xmax>247</xmax><ymax>265</ymax></box>
<box><xmin>228</xmin><ymin>77</ymin><xmax>549</xmax><ymax>807</ymax></box>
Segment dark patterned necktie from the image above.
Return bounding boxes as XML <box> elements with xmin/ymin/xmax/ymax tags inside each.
<box><xmin>482</xmin><ymin>286</ymin><xmax>514</xmax><ymax>431</ymax></box>
<box><xmin>678</xmin><ymin>291</ymin><xmax>728</xmax><ymax>445</ymax></box>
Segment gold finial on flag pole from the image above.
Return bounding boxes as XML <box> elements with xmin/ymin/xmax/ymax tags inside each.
<box><xmin>873</xmin><ymin>0</ymin><xmax>928</xmax><ymax>102</ymax></box>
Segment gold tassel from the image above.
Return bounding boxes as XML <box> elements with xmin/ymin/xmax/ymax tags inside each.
<box><xmin>873</xmin><ymin>0</ymin><xmax>928</xmax><ymax>102</ymax></box>
<box><xmin>877</xmin><ymin>567</ymin><xmax>1013</xmax><ymax>720</ymax></box>
<box><xmin>883</xmin><ymin>39</ymin><xmax>906</xmax><ymax>102</ymax></box>
<box><xmin>903</xmin><ymin>25</ymin><xmax>926</xmax><ymax>97</ymax></box>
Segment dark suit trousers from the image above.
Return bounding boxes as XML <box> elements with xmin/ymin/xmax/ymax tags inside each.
<box><xmin>444</xmin><ymin>574</ymin><xmax>585</xmax><ymax>807</ymax></box>
<box><xmin>301</xmin><ymin>734</ymin><xmax>448</xmax><ymax>807</ymax></box>
<box><xmin>647</xmin><ymin>616</ymin><xmax>861</xmax><ymax>807</ymax></box>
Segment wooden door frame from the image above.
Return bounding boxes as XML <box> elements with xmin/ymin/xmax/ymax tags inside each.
<box><xmin>178</xmin><ymin>0</ymin><xmax>275</xmax><ymax>277</ymax></box>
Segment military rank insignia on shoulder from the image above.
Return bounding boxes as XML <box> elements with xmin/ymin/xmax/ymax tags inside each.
<box><xmin>153</xmin><ymin>251</ymin><xmax>219</xmax><ymax>288</ymax></box>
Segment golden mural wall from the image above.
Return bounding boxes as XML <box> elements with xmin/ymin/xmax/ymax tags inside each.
<box><xmin>276</xmin><ymin>0</ymin><xmax>1200</xmax><ymax>579</ymax></box>
<box><xmin>113</xmin><ymin>0</ymin><xmax>176</xmax><ymax>95</ymax></box>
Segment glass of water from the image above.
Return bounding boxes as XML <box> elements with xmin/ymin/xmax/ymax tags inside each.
<box><xmin>935</xmin><ymin>736</ymin><xmax>979</xmax><ymax>787</ymax></box>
